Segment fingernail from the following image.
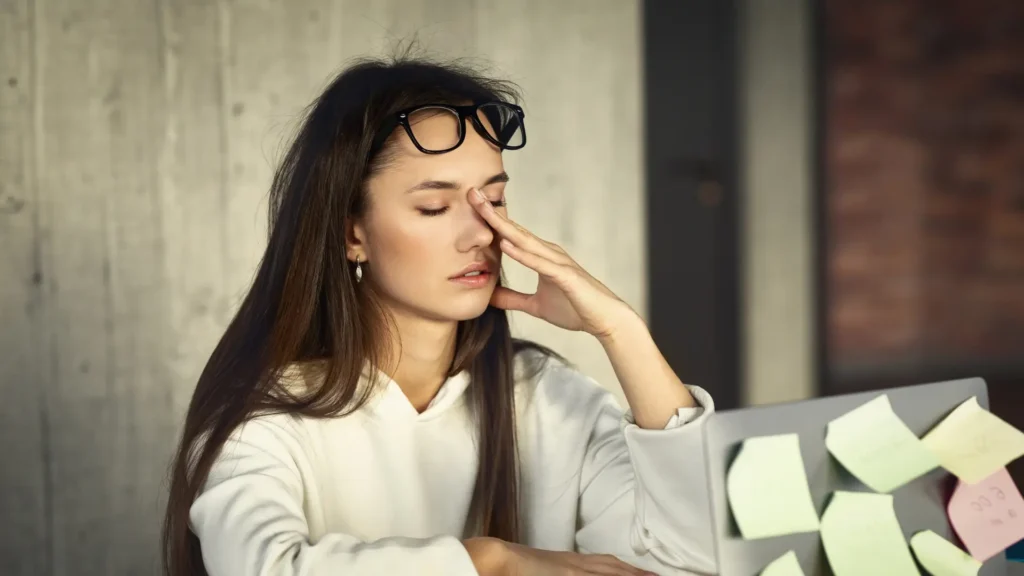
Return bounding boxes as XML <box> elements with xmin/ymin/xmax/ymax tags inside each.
<box><xmin>472</xmin><ymin>188</ymin><xmax>485</xmax><ymax>202</ymax></box>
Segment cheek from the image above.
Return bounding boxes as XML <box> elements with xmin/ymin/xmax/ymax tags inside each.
<box><xmin>368</xmin><ymin>213</ymin><xmax>449</xmax><ymax>274</ymax></box>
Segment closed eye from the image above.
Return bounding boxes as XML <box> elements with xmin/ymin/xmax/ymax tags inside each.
<box><xmin>418</xmin><ymin>207</ymin><xmax>449</xmax><ymax>216</ymax></box>
<box><xmin>418</xmin><ymin>199</ymin><xmax>505</xmax><ymax>217</ymax></box>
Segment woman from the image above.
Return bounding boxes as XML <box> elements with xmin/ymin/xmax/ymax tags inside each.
<box><xmin>162</xmin><ymin>55</ymin><xmax>717</xmax><ymax>576</ymax></box>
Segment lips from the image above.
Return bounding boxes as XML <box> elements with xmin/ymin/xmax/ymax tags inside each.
<box><xmin>449</xmin><ymin>261</ymin><xmax>495</xmax><ymax>279</ymax></box>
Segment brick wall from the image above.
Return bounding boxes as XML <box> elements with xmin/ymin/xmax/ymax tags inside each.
<box><xmin>826</xmin><ymin>0</ymin><xmax>1024</xmax><ymax>370</ymax></box>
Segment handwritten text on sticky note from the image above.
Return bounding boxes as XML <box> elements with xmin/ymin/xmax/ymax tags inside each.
<box><xmin>820</xmin><ymin>491</ymin><xmax>919</xmax><ymax>575</ymax></box>
<box><xmin>947</xmin><ymin>467</ymin><xmax>1024</xmax><ymax>562</ymax></box>
<box><xmin>922</xmin><ymin>397</ymin><xmax>1024</xmax><ymax>484</ymax></box>
<box><xmin>825</xmin><ymin>394</ymin><xmax>939</xmax><ymax>493</ymax></box>
<box><xmin>726</xmin><ymin>433</ymin><xmax>820</xmax><ymax>539</ymax></box>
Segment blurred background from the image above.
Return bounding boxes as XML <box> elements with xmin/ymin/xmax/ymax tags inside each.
<box><xmin>1</xmin><ymin>0</ymin><xmax>1022</xmax><ymax>574</ymax></box>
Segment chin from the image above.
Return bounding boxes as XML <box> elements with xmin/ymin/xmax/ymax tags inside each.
<box><xmin>446</xmin><ymin>299</ymin><xmax>494</xmax><ymax>321</ymax></box>
<box><xmin>388</xmin><ymin>279</ymin><xmax>500</xmax><ymax>322</ymax></box>
<box><xmin>433</xmin><ymin>288</ymin><xmax>495</xmax><ymax>321</ymax></box>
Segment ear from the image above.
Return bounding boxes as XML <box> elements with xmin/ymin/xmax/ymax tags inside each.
<box><xmin>345</xmin><ymin>218</ymin><xmax>369</xmax><ymax>263</ymax></box>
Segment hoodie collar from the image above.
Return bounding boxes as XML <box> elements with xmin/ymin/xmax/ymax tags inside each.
<box><xmin>278</xmin><ymin>361</ymin><xmax>473</xmax><ymax>422</ymax></box>
<box><xmin>366</xmin><ymin>369</ymin><xmax>472</xmax><ymax>421</ymax></box>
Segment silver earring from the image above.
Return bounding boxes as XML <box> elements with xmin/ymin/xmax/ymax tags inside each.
<box><xmin>355</xmin><ymin>258</ymin><xmax>363</xmax><ymax>283</ymax></box>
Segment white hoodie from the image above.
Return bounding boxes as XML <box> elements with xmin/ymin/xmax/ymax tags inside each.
<box><xmin>189</xmin><ymin>351</ymin><xmax>717</xmax><ymax>575</ymax></box>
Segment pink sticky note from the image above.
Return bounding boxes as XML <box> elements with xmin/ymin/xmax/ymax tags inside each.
<box><xmin>947</xmin><ymin>468</ymin><xmax>1024</xmax><ymax>562</ymax></box>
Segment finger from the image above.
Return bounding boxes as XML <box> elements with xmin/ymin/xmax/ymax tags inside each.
<box><xmin>590</xmin><ymin>563</ymin><xmax>656</xmax><ymax>576</ymax></box>
<box><xmin>589</xmin><ymin>561</ymin><xmax>639</xmax><ymax>576</ymax></box>
<box><xmin>511</xmin><ymin>220</ymin><xmax>576</xmax><ymax>265</ymax></box>
<box><xmin>586</xmin><ymin>555</ymin><xmax>656</xmax><ymax>576</ymax></box>
<box><xmin>469</xmin><ymin>188</ymin><xmax>568</xmax><ymax>262</ymax></box>
<box><xmin>499</xmin><ymin>239</ymin><xmax>570</xmax><ymax>282</ymax></box>
<box><xmin>579</xmin><ymin>563</ymin><xmax>645</xmax><ymax>576</ymax></box>
<box><xmin>489</xmin><ymin>286</ymin><xmax>535</xmax><ymax>314</ymax></box>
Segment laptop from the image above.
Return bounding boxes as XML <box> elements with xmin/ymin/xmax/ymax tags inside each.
<box><xmin>702</xmin><ymin>377</ymin><xmax>1009</xmax><ymax>575</ymax></box>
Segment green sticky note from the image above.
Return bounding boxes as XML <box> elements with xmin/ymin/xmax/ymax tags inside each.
<box><xmin>825</xmin><ymin>394</ymin><xmax>939</xmax><ymax>493</ymax></box>
<box><xmin>760</xmin><ymin>551</ymin><xmax>805</xmax><ymax>576</ymax></box>
<box><xmin>821</xmin><ymin>491</ymin><xmax>919</xmax><ymax>575</ymax></box>
<box><xmin>726</xmin><ymin>433</ymin><xmax>820</xmax><ymax>539</ymax></box>
<box><xmin>922</xmin><ymin>396</ymin><xmax>1024</xmax><ymax>484</ymax></box>
<box><xmin>909</xmin><ymin>530</ymin><xmax>981</xmax><ymax>576</ymax></box>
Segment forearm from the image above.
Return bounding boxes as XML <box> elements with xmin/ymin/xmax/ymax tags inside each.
<box><xmin>462</xmin><ymin>537</ymin><xmax>508</xmax><ymax>576</ymax></box>
<box><xmin>598</xmin><ymin>311</ymin><xmax>696</xmax><ymax>429</ymax></box>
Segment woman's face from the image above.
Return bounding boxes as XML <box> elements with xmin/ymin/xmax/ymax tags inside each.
<box><xmin>352</xmin><ymin>112</ymin><xmax>509</xmax><ymax>323</ymax></box>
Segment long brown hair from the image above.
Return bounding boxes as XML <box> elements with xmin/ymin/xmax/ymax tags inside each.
<box><xmin>162</xmin><ymin>54</ymin><xmax>560</xmax><ymax>576</ymax></box>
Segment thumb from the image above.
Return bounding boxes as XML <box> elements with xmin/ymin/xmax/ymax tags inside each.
<box><xmin>490</xmin><ymin>286</ymin><xmax>534</xmax><ymax>314</ymax></box>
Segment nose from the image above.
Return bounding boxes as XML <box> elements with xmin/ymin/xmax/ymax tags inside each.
<box><xmin>454</xmin><ymin>193</ymin><xmax>495</xmax><ymax>252</ymax></box>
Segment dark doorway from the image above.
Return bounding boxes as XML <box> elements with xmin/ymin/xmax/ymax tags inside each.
<box><xmin>643</xmin><ymin>0</ymin><xmax>742</xmax><ymax>410</ymax></box>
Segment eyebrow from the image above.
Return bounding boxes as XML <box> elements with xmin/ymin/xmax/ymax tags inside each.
<box><xmin>405</xmin><ymin>171</ymin><xmax>510</xmax><ymax>194</ymax></box>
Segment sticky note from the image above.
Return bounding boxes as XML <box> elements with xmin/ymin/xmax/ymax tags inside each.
<box><xmin>726</xmin><ymin>433</ymin><xmax>820</xmax><ymax>539</ymax></box>
<box><xmin>909</xmin><ymin>530</ymin><xmax>981</xmax><ymax>576</ymax></box>
<box><xmin>760</xmin><ymin>551</ymin><xmax>805</xmax><ymax>576</ymax></box>
<box><xmin>820</xmin><ymin>491</ymin><xmax>919</xmax><ymax>575</ymax></box>
<box><xmin>922</xmin><ymin>397</ymin><xmax>1024</xmax><ymax>484</ymax></box>
<box><xmin>947</xmin><ymin>467</ymin><xmax>1024</xmax><ymax>562</ymax></box>
<box><xmin>825</xmin><ymin>394</ymin><xmax>939</xmax><ymax>493</ymax></box>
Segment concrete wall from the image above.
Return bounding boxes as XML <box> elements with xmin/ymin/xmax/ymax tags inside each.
<box><xmin>739</xmin><ymin>0</ymin><xmax>816</xmax><ymax>406</ymax></box>
<box><xmin>0</xmin><ymin>1</ymin><xmax>644</xmax><ymax>573</ymax></box>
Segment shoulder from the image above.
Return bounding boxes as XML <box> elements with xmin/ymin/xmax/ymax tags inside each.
<box><xmin>215</xmin><ymin>361</ymin><xmax>329</xmax><ymax>469</ymax></box>
<box><xmin>514</xmin><ymin>345</ymin><xmax>622</xmax><ymax>422</ymax></box>
<box><xmin>218</xmin><ymin>410</ymin><xmax>311</xmax><ymax>466</ymax></box>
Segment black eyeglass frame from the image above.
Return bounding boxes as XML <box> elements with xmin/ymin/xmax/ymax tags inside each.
<box><xmin>369</xmin><ymin>101</ymin><xmax>527</xmax><ymax>157</ymax></box>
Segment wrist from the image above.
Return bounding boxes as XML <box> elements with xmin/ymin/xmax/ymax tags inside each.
<box><xmin>595</xmin><ymin>305</ymin><xmax>647</xmax><ymax>348</ymax></box>
<box><xmin>462</xmin><ymin>537</ymin><xmax>509</xmax><ymax>576</ymax></box>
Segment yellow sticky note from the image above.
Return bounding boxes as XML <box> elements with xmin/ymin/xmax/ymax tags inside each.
<box><xmin>922</xmin><ymin>396</ymin><xmax>1024</xmax><ymax>484</ymax></box>
<box><xmin>820</xmin><ymin>491</ymin><xmax>919</xmax><ymax>575</ymax></box>
<box><xmin>825</xmin><ymin>394</ymin><xmax>939</xmax><ymax>492</ymax></box>
<box><xmin>760</xmin><ymin>551</ymin><xmax>805</xmax><ymax>576</ymax></box>
<box><xmin>726</xmin><ymin>433</ymin><xmax>820</xmax><ymax>539</ymax></box>
<box><xmin>909</xmin><ymin>530</ymin><xmax>981</xmax><ymax>576</ymax></box>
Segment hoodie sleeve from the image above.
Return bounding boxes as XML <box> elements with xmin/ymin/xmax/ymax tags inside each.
<box><xmin>569</xmin><ymin>372</ymin><xmax>718</xmax><ymax>576</ymax></box>
<box><xmin>188</xmin><ymin>416</ymin><xmax>480</xmax><ymax>576</ymax></box>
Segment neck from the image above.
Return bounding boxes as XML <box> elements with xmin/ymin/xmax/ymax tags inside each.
<box><xmin>383</xmin><ymin>308</ymin><xmax>459</xmax><ymax>413</ymax></box>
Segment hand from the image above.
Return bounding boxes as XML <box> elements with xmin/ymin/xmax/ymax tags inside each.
<box><xmin>469</xmin><ymin>188</ymin><xmax>638</xmax><ymax>340</ymax></box>
<box><xmin>502</xmin><ymin>541</ymin><xmax>659</xmax><ymax>576</ymax></box>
